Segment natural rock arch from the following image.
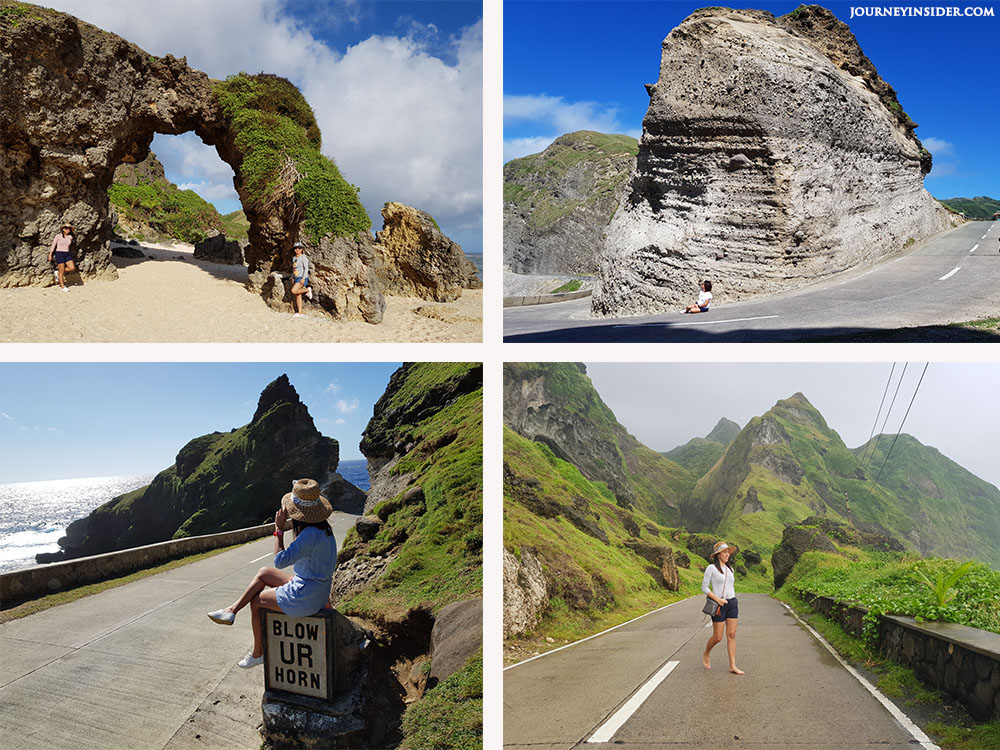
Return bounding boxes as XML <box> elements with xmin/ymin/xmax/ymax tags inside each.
<box><xmin>1</xmin><ymin>2</ymin><xmax>384</xmax><ymax>322</ymax></box>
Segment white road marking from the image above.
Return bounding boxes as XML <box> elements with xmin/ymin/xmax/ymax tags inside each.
<box><xmin>938</xmin><ymin>267</ymin><xmax>961</xmax><ymax>281</ymax></box>
<box><xmin>587</xmin><ymin>661</ymin><xmax>680</xmax><ymax>744</ymax></box>
<box><xmin>782</xmin><ymin>604</ymin><xmax>939</xmax><ymax>750</ymax></box>
<box><xmin>970</xmin><ymin>244</ymin><xmax>979</xmax><ymax>253</ymax></box>
<box><xmin>251</xmin><ymin>553</ymin><xmax>272</xmax><ymax>563</ymax></box>
<box><xmin>983</xmin><ymin>234</ymin><xmax>989</xmax><ymax>239</ymax></box>
<box><xmin>504</xmin><ymin>598</ymin><xmax>688</xmax><ymax>671</ymax></box>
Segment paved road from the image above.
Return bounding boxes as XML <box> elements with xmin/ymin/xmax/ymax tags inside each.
<box><xmin>503</xmin><ymin>594</ymin><xmax>937</xmax><ymax>749</ymax></box>
<box><xmin>504</xmin><ymin>222</ymin><xmax>999</xmax><ymax>342</ymax></box>
<box><xmin>0</xmin><ymin>512</ymin><xmax>357</xmax><ymax>750</ymax></box>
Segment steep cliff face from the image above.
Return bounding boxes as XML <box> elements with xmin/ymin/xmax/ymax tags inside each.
<box><xmin>503</xmin><ymin>362</ymin><xmax>693</xmax><ymax>525</ymax></box>
<box><xmin>503</xmin><ymin>131</ymin><xmax>637</xmax><ymax>274</ymax></box>
<box><xmin>592</xmin><ymin>5</ymin><xmax>954</xmax><ymax>317</ymax></box>
<box><xmin>373</xmin><ymin>202</ymin><xmax>482</xmax><ymax>302</ymax></box>
<box><xmin>0</xmin><ymin>2</ymin><xmax>384</xmax><ymax>322</ymax></box>
<box><xmin>41</xmin><ymin>375</ymin><xmax>351</xmax><ymax>562</ymax></box>
<box><xmin>334</xmin><ymin>363</ymin><xmax>483</xmax><ymax>616</ymax></box>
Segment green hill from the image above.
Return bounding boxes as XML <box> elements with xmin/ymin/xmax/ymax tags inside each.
<box><xmin>937</xmin><ymin>195</ymin><xmax>1000</xmax><ymax>220</ymax></box>
<box><xmin>663</xmin><ymin>417</ymin><xmax>741</xmax><ymax>479</ymax></box>
<box><xmin>220</xmin><ymin>209</ymin><xmax>250</xmax><ymax>240</ymax></box>
<box><xmin>110</xmin><ymin>151</ymin><xmax>225</xmax><ymax>243</ymax></box>
<box><xmin>503</xmin><ymin>362</ymin><xmax>695</xmax><ymax>525</ymax></box>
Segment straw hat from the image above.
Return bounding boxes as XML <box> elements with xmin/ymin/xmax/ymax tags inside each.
<box><xmin>61</xmin><ymin>223</ymin><xmax>73</xmax><ymax>231</ymax></box>
<box><xmin>281</xmin><ymin>478</ymin><xmax>332</xmax><ymax>523</ymax></box>
<box><xmin>712</xmin><ymin>541</ymin><xmax>738</xmax><ymax>558</ymax></box>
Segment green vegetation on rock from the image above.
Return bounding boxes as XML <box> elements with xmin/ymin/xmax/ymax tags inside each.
<box><xmin>400</xmin><ymin>650</ymin><xmax>482</xmax><ymax>750</ymax></box>
<box><xmin>108</xmin><ymin>179</ymin><xmax>224</xmax><ymax>244</ymax></box>
<box><xmin>219</xmin><ymin>209</ymin><xmax>250</xmax><ymax>240</ymax></box>
<box><xmin>938</xmin><ymin>195</ymin><xmax>1000</xmax><ymax>220</ymax></box>
<box><xmin>214</xmin><ymin>72</ymin><xmax>371</xmax><ymax>242</ymax></box>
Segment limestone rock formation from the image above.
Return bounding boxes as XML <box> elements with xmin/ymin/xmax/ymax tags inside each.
<box><xmin>39</xmin><ymin>374</ymin><xmax>360</xmax><ymax>562</ymax></box>
<box><xmin>193</xmin><ymin>234</ymin><xmax>245</xmax><ymax>265</ymax></box>
<box><xmin>592</xmin><ymin>5</ymin><xmax>954</xmax><ymax>317</ymax></box>
<box><xmin>1</xmin><ymin>2</ymin><xmax>384</xmax><ymax>322</ymax></box>
<box><xmin>373</xmin><ymin>202</ymin><xmax>481</xmax><ymax>302</ymax></box>
<box><xmin>502</xmin><ymin>547</ymin><xmax>548</xmax><ymax>639</ymax></box>
<box><xmin>504</xmin><ymin>131</ymin><xmax>637</xmax><ymax>274</ymax></box>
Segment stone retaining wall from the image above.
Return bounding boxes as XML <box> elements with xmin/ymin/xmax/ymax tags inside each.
<box><xmin>0</xmin><ymin>524</ymin><xmax>273</xmax><ymax>606</ymax></box>
<box><xmin>797</xmin><ymin>589</ymin><xmax>1000</xmax><ymax>719</ymax></box>
<box><xmin>503</xmin><ymin>289</ymin><xmax>593</xmax><ymax>307</ymax></box>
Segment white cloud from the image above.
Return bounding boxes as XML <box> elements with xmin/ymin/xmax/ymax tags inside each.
<box><xmin>177</xmin><ymin>180</ymin><xmax>240</xmax><ymax>202</ymax></box>
<box><xmin>0</xmin><ymin>412</ymin><xmax>12</xmax><ymax>421</ymax></box>
<box><xmin>336</xmin><ymin>397</ymin><xmax>360</xmax><ymax>414</ymax></box>
<box><xmin>503</xmin><ymin>93</ymin><xmax>640</xmax><ymax>163</ymax></box>
<box><xmin>334</xmin><ymin>418</ymin><xmax>347</xmax><ymax>425</ymax></box>
<box><xmin>922</xmin><ymin>137</ymin><xmax>954</xmax><ymax>157</ymax></box>
<box><xmin>325</xmin><ymin>380</ymin><xmax>342</xmax><ymax>396</ymax></box>
<box><xmin>926</xmin><ymin>162</ymin><xmax>959</xmax><ymax>179</ymax></box>
<box><xmin>46</xmin><ymin>1</ymin><xmax>482</xmax><ymax>249</ymax></box>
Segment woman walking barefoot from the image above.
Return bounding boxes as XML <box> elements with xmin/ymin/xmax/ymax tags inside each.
<box><xmin>48</xmin><ymin>223</ymin><xmax>77</xmax><ymax>291</ymax></box>
<box><xmin>702</xmin><ymin>541</ymin><xmax>744</xmax><ymax>675</ymax></box>
<box><xmin>207</xmin><ymin>478</ymin><xmax>337</xmax><ymax>668</ymax></box>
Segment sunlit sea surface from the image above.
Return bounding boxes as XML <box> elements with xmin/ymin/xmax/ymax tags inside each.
<box><xmin>0</xmin><ymin>462</ymin><xmax>370</xmax><ymax>574</ymax></box>
<box><xmin>0</xmin><ymin>474</ymin><xmax>155</xmax><ymax>573</ymax></box>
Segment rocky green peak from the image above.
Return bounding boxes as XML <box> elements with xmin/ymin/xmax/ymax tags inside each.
<box><xmin>767</xmin><ymin>392</ymin><xmax>827</xmax><ymax>428</ymax></box>
<box><xmin>252</xmin><ymin>374</ymin><xmax>302</xmax><ymax>423</ymax></box>
<box><xmin>705</xmin><ymin>417</ymin><xmax>741</xmax><ymax>446</ymax></box>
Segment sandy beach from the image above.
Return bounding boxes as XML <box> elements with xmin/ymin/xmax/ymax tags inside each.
<box><xmin>0</xmin><ymin>243</ymin><xmax>482</xmax><ymax>343</ymax></box>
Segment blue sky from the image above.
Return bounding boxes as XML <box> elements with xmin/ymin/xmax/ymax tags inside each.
<box><xmin>504</xmin><ymin>0</ymin><xmax>999</xmax><ymax>200</ymax></box>
<box><xmin>0</xmin><ymin>363</ymin><xmax>402</xmax><ymax>483</ymax></box>
<box><xmin>45</xmin><ymin>0</ymin><xmax>483</xmax><ymax>254</ymax></box>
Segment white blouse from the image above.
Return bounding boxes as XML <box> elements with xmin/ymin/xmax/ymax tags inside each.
<box><xmin>702</xmin><ymin>563</ymin><xmax>735</xmax><ymax>601</ymax></box>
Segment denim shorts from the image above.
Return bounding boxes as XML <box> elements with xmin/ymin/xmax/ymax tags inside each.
<box><xmin>294</xmin><ymin>275</ymin><xmax>309</xmax><ymax>285</ymax></box>
<box><xmin>699</xmin><ymin>305</ymin><xmax>710</xmax><ymax>312</ymax></box>
<box><xmin>712</xmin><ymin>596</ymin><xmax>739</xmax><ymax>622</ymax></box>
<box><xmin>54</xmin><ymin>251</ymin><xmax>72</xmax><ymax>265</ymax></box>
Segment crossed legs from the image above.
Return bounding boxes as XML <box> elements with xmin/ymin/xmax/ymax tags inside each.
<box><xmin>223</xmin><ymin>566</ymin><xmax>290</xmax><ymax>657</ymax></box>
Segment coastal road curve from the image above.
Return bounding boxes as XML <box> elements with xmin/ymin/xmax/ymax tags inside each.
<box><xmin>503</xmin><ymin>594</ymin><xmax>938</xmax><ymax>749</ymax></box>
<box><xmin>504</xmin><ymin>221</ymin><xmax>999</xmax><ymax>342</ymax></box>
<box><xmin>0</xmin><ymin>512</ymin><xmax>357</xmax><ymax>750</ymax></box>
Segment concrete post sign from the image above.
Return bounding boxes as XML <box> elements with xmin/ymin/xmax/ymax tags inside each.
<box><xmin>263</xmin><ymin>610</ymin><xmax>335</xmax><ymax>703</ymax></box>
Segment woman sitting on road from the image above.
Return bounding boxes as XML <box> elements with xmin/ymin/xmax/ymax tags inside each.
<box><xmin>207</xmin><ymin>478</ymin><xmax>337</xmax><ymax>668</ymax></box>
<box><xmin>702</xmin><ymin>541</ymin><xmax>744</xmax><ymax>675</ymax></box>
<box><xmin>684</xmin><ymin>279</ymin><xmax>713</xmax><ymax>314</ymax></box>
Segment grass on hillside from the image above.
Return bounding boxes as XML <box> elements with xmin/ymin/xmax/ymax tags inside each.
<box><xmin>214</xmin><ymin>73</ymin><xmax>371</xmax><ymax>243</ymax></box>
<box><xmin>220</xmin><ymin>209</ymin><xmax>250</xmax><ymax>240</ymax></box>
<box><xmin>550</xmin><ymin>280</ymin><xmax>582</xmax><ymax>294</ymax></box>
<box><xmin>400</xmin><ymin>650</ymin><xmax>482</xmax><ymax>750</ymax></box>
<box><xmin>0</xmin><ymin>540</ymin><xmax>253</xmax><ymax>624</ymax></box>
<box><xmin>778</xmin><ymin>590</ymin><xmax>1000</xmax><ymax>750</ymax></box>
<box><xmin>109</xmin><ymin>182</ymin><xmax>224</xmax><ymax>244</ymax></box>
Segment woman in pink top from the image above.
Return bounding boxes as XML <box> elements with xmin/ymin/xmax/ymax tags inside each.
<box><xmin>48</xmin><ymin>224</ymin><xmax>77</xmax><ymax>291</ymax></box>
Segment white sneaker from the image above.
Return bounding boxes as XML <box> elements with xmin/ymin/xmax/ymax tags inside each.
<box><xmin>207</xmin><ymin>609</ymin><xmax>235</xmax><ymax>625</ymax></box>
<box><xmin>238</xmin><ymin>652</ymin><xmax>263</xmax><ymax>669</ymax></box>
<box><xmin>293</xmin><ymin>313</ymin><xmax>303</xmax><ymax>317</ymax></box>
<box><xmin>60</xmin><ymin>287</ymin><xmax>69</xmax><ymax>293</ymax></box>
<box><xmin>306</xmin><ymin>288</ymin><xmax>313</xmax><ymax>300</ymax></box>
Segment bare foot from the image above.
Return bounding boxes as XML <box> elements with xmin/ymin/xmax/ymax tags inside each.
<box><xmin>730</xmin><ymin>667</ymin><xmax>744</xmax><ymax>675</ymax></box>
<box><xmin>703</xmin><ymin>654</ymin><xmax>711</xmax><ymax>669</ymax></box>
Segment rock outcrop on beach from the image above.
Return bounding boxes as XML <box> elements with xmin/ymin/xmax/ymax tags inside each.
<box><xmin>592</xmin><ymin>5</ymin><xmax>955</xmax><ymax>317</ymax></box>
<box><xmin>373</xmin><ymin>202</ymin><xmax>482</xmax><ymax>302</ymax></box>
<box><xmin>0</xmin><ymin>2</ymin><xmax>384</xmax><ymax>322</ymax></box>
<box><xmin>503</xmin><ymin>362</ymin><xmax>694</xmax><ymax>525</ymax></box>
<box><xmin>39</xmin><ymin>375</ymin><xmax>363</xmax><ymax>562</ymax></box>
<box><xmin>504</xmin><ymin>131</ymin><xmax>638</xmax><ymax>275</ymax></box>
<box><xmin>193</xmin><ymin>233</ymin><xmax>246</xmax><ymax>265</ymax></box>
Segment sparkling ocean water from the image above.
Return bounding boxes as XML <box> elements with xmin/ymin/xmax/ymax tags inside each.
<box><xmin>0</xmin><ymin>474</ymin><xmax>155</xmax><ymax>574</ymax></box>
<box><xmin>0</xmin><ymin>462</ymin><xmax>370</xmax><ymax>574</ymax></box>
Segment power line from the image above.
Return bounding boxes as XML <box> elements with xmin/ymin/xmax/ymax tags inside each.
<box><xmin>861</xmin><ymin>362</ymin><xmax>908</xmax><ymax>473</ymax></box>
<box><xmin>859</xmin><ymin>363</ymin><xmax>896</xmax><ymax>471</ymax></box>
<box><xmin>863</xmin><ymin>363</ymin><xmax>930</xmax><ymax>506</ymax></box>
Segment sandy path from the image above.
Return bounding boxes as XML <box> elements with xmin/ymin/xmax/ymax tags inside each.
<box><xmin>0</xmin><ymin>243</ymin><xmax>482</xmax><ymax>343</ymax></box>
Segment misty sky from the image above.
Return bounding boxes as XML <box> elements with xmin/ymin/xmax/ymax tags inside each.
<box><xmin>584</xmin><ymin>362</ymin><xmax>1000</xmax><ymax>490</ymax></box>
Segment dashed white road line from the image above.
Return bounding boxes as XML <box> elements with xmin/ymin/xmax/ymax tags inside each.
<box><xmin>970</xmin><ymin>244</ymin><xmax>979</xmax><ymax>253</ymax></box>
<box><xmin>251</xmin><ymin>553</ymin><xmax>272</xmax><ymax>563</ymax></box>
<box><xmin>782</xmin><ymin>604</ymin><xmax>939</xmax><ymax>749</ymax></box>
<box><xmin>938</xmin><ymin>267</ymin><xmax>961</xmax><ymax>281</ymax></box>
<box><xmin>586</xmin><ymin>661</ymin><xmax>680</xmax><ymax>744</ymax></box>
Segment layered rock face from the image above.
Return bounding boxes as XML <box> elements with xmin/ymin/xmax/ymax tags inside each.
<box><xmin>1</xmin><ymin>3</ymin><xmax>384</xmax><ymax>322</ymax></box>
<box><xmin>503</xmin><ymin>131</ymin><xmax>637</xmax><ymax>274</ymax></box>
<box><xmin>373</xmin><ymin>202</ymin><xmax>481</xmax><ymax>302</ymax></box>
<box><xmin>592</xmin><ymin>5</ymin><xmax>953</xmax><ymax>316</ymax></box>
<box><xmin>40</xmin><ymin>375</ymin><xmax>358</xmax><ymax>562</ymax></box>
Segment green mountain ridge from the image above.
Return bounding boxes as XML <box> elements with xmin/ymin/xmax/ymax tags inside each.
<box><xmin>662</xmin><ymin>417</ymin><xmax>741</xmax><ymax>479</ymax></box>
<box><xmin>937</xmin><ymin>195</ymin><xmax>1000</xmax><ymax>220</ymax></box>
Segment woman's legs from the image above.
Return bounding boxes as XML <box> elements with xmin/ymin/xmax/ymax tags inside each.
<box><xmin>57</xmin><ymin>262</ymin><xmax>66</xmax><ymax>288</ymax></box>
<box><xmin>726</xmin><ymin>618</ymin><xmax>743</xmax><ymax>674</ymax></box>
<box><xmin>291</xmin><ymin>281</ymin><xmax>305</xmax><ymax>313</ymax></box>
<box><xmin>225</xmin><ymin>566</ymin><xmax>291</xmax><ymax>614</ymax></box>
<box><xmin>703</xmin><ymin>620</ymin><xmax>725</xmax><ymax>668</ymax></box>
<box><xmin>249</xmin><ymin>586</ymin><xmax>283</xmax><ymax>658</ymax></box>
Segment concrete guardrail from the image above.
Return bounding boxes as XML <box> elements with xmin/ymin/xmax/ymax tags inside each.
<box><xmin>0</xmin><ymin>523</ymin><xmax>273</xmax><ymax>607</ymax></box>
<box><xmin>797</xmin><ymin>589</ymin><xmax>1000</xmax><ymax>719</ymax></box>
<box><xmin>503</xmin><ymin>289</ymin><xmax>593</xmax><ymax>307</ymax></box>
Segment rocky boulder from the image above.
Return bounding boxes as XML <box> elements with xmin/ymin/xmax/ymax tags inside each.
<box><xmin>592</xmin><ymin>5</ymin><xmax>953</xmax><ymax>317</ymax></box>
<box><xmin>503</xmin><ymin>547</ymin><xmax>548</xmax><ymax>638</ymax></box>
<box><xmin>373</xmin><ymin>202</ymin><xmax>481</xmax><ymax>302</ymax></box>
<box><xmin>427</xmin><ymin>598</ymin><xmax>482</xmax><ymax>687</ymax></box>
<box><xmin>193</xmin><ymin>234</ymin><xmax>245</xmax><ymax>265</ymax></box>
<box><xmin>771</xmin><ymin>524</ymin><xmax>839</xmax><ymax>589</ymax></box>
<box><xmin>504</xmin><ymin>131</ymin><xmax>637</xmax><ymax>274</ymax></box>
